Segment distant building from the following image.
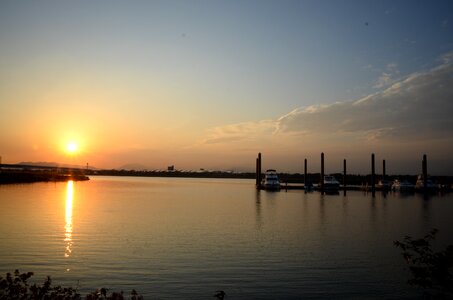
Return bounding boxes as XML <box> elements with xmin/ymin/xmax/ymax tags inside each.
<box><xmin>167</xmin><ymin>165</ymin><xmax>175</xmax><ymax>171</ymax></box>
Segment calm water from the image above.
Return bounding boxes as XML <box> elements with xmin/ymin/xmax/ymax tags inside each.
<box><xmin>1</xmin><ymin>176</ymin><xmax>453</xmax><ymax>299</ymax></box>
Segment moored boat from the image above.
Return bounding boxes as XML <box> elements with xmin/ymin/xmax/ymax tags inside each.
<box><xmin>391</xmin><ymin>179</ymin><xmax>415</xmax><ymax>192</ymax></box>
<box><xmin>323</xmin><ymin>175</ymin><xmax>340</xmax><ymax>191</ymax></box>
<box><xmin>261</xmin><ymin>169</ymin><xmax>281</xmax><ymax>190</ymax></box>
<box><xmin>415</xmin><ymin>175</ymin><xmax>438</xmax><ymax>192</ymax></box>
<box><xmin>377</xmin><ymin>179</ymin><xmax>392</xmax><ymax>190</ymax></box>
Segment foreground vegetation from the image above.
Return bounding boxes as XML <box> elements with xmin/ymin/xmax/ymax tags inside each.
<box><xmin>394</xmin><ymin>229</ymin><xmax>453</xmax><ymax>299</ymax></box>
<box><xmin>0</xmin><ymin>270</ymin><xmax>142</xmax><ymax>299</ymax></box>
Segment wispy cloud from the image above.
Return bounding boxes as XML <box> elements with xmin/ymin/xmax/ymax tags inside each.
<box><xmin>277</xmin><ymin>61</ymin><xmax>453</xmax><ymax>141</ymax></box>
<box><xmin>199</xmin><ymin>120</ymin><xmax>276</xmax><ymax>145</ymax></box>
<box><xmin>199</xmin><ymin>58</ymin><xmax>453</xmax><ymax>146</ymax></box>
<box><xmin>373</xmin><ymin>63</ymin><xmax>400</xmax><ymax>88</ymax></box>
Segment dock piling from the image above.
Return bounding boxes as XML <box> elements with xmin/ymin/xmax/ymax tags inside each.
<box><xmin>304</xmin><ymin>158</ymin><xmax>308</xmax><ymax>191</ymax></box>
<box><xmin>321</xmin><ymin>152</ymin><xmax>325</xmax><ymax>193</ymax></box>
<box><xmin>343</xmin><ymin>159</ymin><xmax>347</xmax><ymax>195</ymax></box>
<box><xmin>371</xmin><ymin>153</ymin><xmax>376</xmax><ymax>197</ymax></box>
<box><xmin>256</xmin><ymin>153</ymin><xmax>262</xmax><ymax>188</ymax></box>
<box><xmin>422</xmin><ymin>154</ymin><xmax>427</xmax><ymax>192</ymax></box>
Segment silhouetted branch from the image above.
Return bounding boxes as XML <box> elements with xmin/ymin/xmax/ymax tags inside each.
<box><xmin>395</xmin><ymin>229</ymin><xmax>453</xmax><ymax>298</ymax></box>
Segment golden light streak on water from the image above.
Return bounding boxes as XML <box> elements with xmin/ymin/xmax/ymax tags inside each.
<box><xmin>64</xmin><ymin>180</ymin><xmax>73</xmax><ymax>258</ymax></box>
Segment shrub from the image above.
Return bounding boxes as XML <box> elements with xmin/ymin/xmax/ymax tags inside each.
<box><xmin>0</xmin><ymin>270</ymin><xmax>142</xmax><ymax>300</ymax></box>
<box><xmin>394</xmin><ymin>229</ymin><xmax>453</xmax><ymax>299</ymax></box>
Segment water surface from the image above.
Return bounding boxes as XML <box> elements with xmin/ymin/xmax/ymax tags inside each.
<box><xmin>1</xmin><ymin>176</ymin><xmax>452</xmax><ymax>299</ymax></box>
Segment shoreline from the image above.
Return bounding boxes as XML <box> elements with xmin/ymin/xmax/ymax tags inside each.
<box><xmin>1</xmin><ymin>168</ymin><xmax>453</xmax><ymax>190</ymax></box>
<box><xmin>0</xmin><ymin>170</ymin><xmax>89</xmax><ymax>184</ymax></box>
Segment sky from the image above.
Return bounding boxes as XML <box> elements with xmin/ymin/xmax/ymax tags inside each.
<box><xmin>1</xmin><ymin>0</ymin><xmax>453</xmax><ymax>174</ymax></box>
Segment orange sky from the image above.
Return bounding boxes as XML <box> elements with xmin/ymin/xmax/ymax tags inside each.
<box><xmin>1</xmin><ymin>1</ymin><xmax>453</xmax><ymax>174</ymax></box>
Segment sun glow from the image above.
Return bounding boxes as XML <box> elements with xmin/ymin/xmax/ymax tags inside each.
<box><xmin>66</xmin><ymin>142</ymin><xmax>78</xmax><ymax>153</ymax></box>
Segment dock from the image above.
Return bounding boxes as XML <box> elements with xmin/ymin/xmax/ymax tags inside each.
<box><xmin>0</xmin><ymin>166</ymin><xmax>89</xmax><ymax>184</ymax></box>
<box><xmin>255</xmin><ymin>152</ymin><xmax>452</xmax><ymax>195</ymax></box>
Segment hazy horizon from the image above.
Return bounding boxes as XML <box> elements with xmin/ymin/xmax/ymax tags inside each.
<box><xmin>1</xmin><ymin>1</ymin><xmax>453</xmax><ymax>175</ymax></box>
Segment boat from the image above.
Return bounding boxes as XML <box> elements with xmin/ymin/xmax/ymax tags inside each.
<box><xmin>391</xmin><ymin>179</ymin><xmax>415</xmax><ymax>192</ymax></box>
<box><xmin>261</xmin><ymin>169</ymin><xmax>281</xmax><ymax>190</ymax></box>
<box><xmin>377</xmin><ymin>179</ymin><xmax>392</xmax><ymax>190</ymax></box>
<box><xmin>322</xmin><ymin>175</ymin><xmax>340</xmax><ymax>191</ymax></box>
<box><xmin>415</xmin><ymin>175</ymin><xmax>438</xmax><ymax>192</ymax></box>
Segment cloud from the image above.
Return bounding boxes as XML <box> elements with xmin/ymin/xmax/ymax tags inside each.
<box><xmin>199</xmin><ymin>120</ymin><xmax>276</xmax><ymax>145</ymax></box>
<box><xmin>374</xmin><ymin>73</ymin><xmax>392</xmax><ymax>88</ymax></box>
<box><xmin>191</xmin><ymin>58</ymin><xmax>453</xmax><ymax>173</ymax></box>
<box><xmin>373</xmin><ymin>63</ymin><xmax>400</xmax><ymax>88</ymax></box>
<box><xmin>277</xmin><ymin>61</ymin><xmax>453</xmax><ymax>141</ymax></box>
<box><xmin>200</xmin><ymin>59</ymin><xmax>453</xmax><ymax>148</ymax></box>
<box><xmin>442</xmin><ymin>52</ymin><xmax>453</xmax><ymax>63</ymax></box>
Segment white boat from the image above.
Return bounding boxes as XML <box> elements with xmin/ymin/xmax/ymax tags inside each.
<box><xmin>391</xmin><ymin>179</ymin><xmax>415</xmax><ymax>192</ymax></box>
<box><xmin>377</xmin><ymin>179</ymin><xmax>392</xmax><ymax>190</ymax></box>
<box><xmin>323</xmin><ymin>175</ymin><xmax>340</xmax><ymax>191</ymax></box>
<box><xmin>261</xmin><ymin>169</ymin><xmax>280</xmax><ymax>190</ymax></box>
<box><xmin>415</xmin><ymin>175</ymin><xmax>438</xmax><ymax>191</ymax></box>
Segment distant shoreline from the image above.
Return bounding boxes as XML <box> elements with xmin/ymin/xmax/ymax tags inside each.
<box><xmin>2</xmin><ymin>167</ymin><xmax>453</xmax><ymax>188</ymax></box>
<box><xmin>0</xmin><ymin>170</ymin><xmax>89</xmax><ymax>184</ymax></box>
<box><xmin>88</xmin><ymin>169</ymin><xmax>453</xmax><ymax>186</ymax></box>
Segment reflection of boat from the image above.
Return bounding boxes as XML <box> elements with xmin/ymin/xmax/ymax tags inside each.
<box><xmin>261</xmin><ymin>169</ymin><xmax>280</xmax><ymax>190</ymax></box>
<box><xmin>323</xmin><ymin>175</ymin><xmax>340</xmax><ymax>191</ymax></box>
<box><xmin>391</xmin><ymin>179</ymin><xmax>415</xmax><ymax>192</ymax></box>
<box><xmin>415</xmin><ymin>175</ymin><xmax>438</xmax><ymax>192</ymax></box>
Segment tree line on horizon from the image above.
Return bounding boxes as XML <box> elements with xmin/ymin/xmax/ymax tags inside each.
<box><xmin>87</xmin><ymin>169</ymin><xmax>453</xmax><ymax>186</ymax></box>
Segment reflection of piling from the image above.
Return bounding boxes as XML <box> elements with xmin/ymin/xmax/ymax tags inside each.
<box><xmin>256</xmin><ymin>153</ymin><xmax>262</xmax><ymax>188</ymax></box>
<box><xmin>304</xmin><ymin>158</ymin><xmax>308</xmax><ymax>188</ymax></box>
<box><xmin>343</xmin><ymin>159</ymin><xmax>347</xmax><ymax>195</ymax></box>
<box><xmin>320</xmin><ymin>152</ymin><xmax>325</xmax><ymax>192</ymax></box>
<box><xmin>371</xmin><ymin>153</ymin><xmax>376</xmax><ymax>197</ymax></box>
<box><xmin>422</xmin><ymin>154</ymin><xmax>427</xmax><ymax>192</ymax></box>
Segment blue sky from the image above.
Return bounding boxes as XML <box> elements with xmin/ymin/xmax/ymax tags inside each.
<box><xmin>1</xmin><ymin>1</ymin><xmax>453</xmax><ymax>173</ymax></box>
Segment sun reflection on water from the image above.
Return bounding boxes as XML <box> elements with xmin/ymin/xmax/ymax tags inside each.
<box><xmin>64</xmin><ymin>180</ymin><xmax>73</xmax><ymax>258</ymax></box>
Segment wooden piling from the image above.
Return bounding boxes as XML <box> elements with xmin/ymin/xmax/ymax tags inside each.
<box><xmin>343</xmin><ymin>159</ymin><xmax>347</xmax><ymax>194</ymax></box>
<box><xmin>259</xmin><ymin>153</ymin><xmax>262</xmax><ymax>185</ymax></box>
<box><xmin>383</xmin><ymin>159</ymin><xmax>386</xmax><ymax>180</ymax></box>
<box><xmin>304</xmin><ymin>158</ymin><xmax>308</xmax><ymax>188</ymax></box>
<box><xmin>320</xmin><ymin>152</ymin><xmax>325</xmax><ymax>192</ymax></box>
<box><xmin>256</xmin><ymin>153</ymin><xmax>262</xmax><ymax>188</ymax></box>
<box><xmin>371</xmin><ymin>153</ymin><xmax>375</xmax><ymax>196</ymax></box>
<box><xmin>422</xmin><ymin>154</ymin><xmax>427</xmax><ymax>191</ymax></box>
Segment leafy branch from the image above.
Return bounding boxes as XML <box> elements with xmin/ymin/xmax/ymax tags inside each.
<box><xmin>0</xmin><ymin>270</ymin><xmax>143</xmax><ymax>300</ymax></box>
<box><xmin>394</xmin><ymin>229</ymin><xmax>453</xmax><ymax>298</ymax></box>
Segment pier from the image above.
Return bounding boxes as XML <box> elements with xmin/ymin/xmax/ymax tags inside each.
<box><xmin>0</xmin><ymin>163</ymin><xmax>89</xmax><ymax>184</ymax></box>
<box><xmin>255</xmin><ymin>153</ymin><xmax>452</xmax><ymax>194</ymax></box>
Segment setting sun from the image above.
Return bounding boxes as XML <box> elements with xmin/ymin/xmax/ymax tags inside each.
<box><xmin>66</xmin><ymin>142</ymin><xmax>77</xmax><ymax>153</ymax></box>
